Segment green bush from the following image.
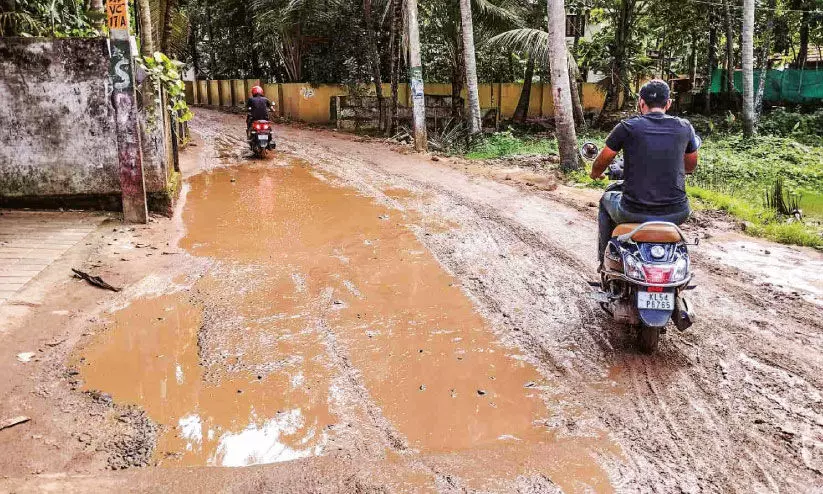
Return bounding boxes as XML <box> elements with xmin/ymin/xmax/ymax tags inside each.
<box><xmin>758</xmin><ymin>109</ymin><xmax>823</xmax><ymax>146</ymax></box>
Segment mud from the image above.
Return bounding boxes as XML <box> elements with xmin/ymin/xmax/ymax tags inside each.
<box><xmin>77</xmin><ymin>157</ymin><xmax>617</xmax><ymax>490</ymax></box>
<box><xmin>4</xmin><ymin>109</ymin><xmax>823</xmax><ymax>493</ymax></box>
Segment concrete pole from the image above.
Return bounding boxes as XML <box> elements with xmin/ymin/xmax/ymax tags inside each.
<box><xmin>107</xmin><ymin>0</ymin><xmax>148</xmax><ymax>223</ymax></box>
<box><xmin>405</xmin><ymin>0</ymin><xmax>428</xmax><ymax>152</ymax></box>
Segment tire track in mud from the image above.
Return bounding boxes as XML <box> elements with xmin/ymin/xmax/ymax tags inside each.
<box><xmin>194</xmin><ymin>110</ymin><xmax>823</xmax><ymax>492</ymax></box>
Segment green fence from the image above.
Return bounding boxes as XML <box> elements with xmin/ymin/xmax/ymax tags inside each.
<box><xmin>709</xmin><ymin>68</ymin><xmax>823</xmax><ymax>103</ymax></box>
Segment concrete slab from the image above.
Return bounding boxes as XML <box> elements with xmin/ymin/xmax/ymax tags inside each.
<box><xmin>0</xmin><ymin>210</ymin><xmax>106</xmax><ymax>303</ymax></box>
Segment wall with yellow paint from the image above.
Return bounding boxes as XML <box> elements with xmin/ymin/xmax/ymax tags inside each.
<box><xmin>279</xmin><ymin>84</ymin><xmax>349</xmax><ymax>123</ymax></box>
<box><xmin>207</xmin><ymin>81</ymin><xmax>220</xmax><ymax>106</ymax></box>
<box><xmin>194</xmin><ymin>80</ymin><xmax>608</xmax><ymax>123</ymax></box>
<box><xmin>219</xmin><ymin>80</ymin><xmax>232</xmax><ymax>107</ymax></box>
<box><xmin>197</xmin><ymin>81</ymin><xmax>208</xmax><ymax>105</ymax></box>
<box><xmin>262</xmin><ymin>83</ymin><xmax>280</xmax><ymax>116</ymax></box>
<box><xmin>231</xmin><ymin>80</ymin><xmax>245</xmax><ymax>108</ymax></box>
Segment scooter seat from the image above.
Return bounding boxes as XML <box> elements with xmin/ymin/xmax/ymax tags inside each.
<box><xmin>612</xmin><ymin>223</ymin><xmax>681</xmax><ymax>243</ymax></box>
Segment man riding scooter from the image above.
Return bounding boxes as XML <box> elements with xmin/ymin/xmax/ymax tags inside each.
<box><xmin>590</xmin><ymin>80</ymin><xmax>700</xmax><ymax>268</ymax></box>
<box><xmin>246</xmin><ymin>85</ymin><xmax>273</xmax><ymax>131</ymax></box>
<box><xmin>246</xmin><ymin>86</ymin><xmax>276</xmax><ymax>156</ymax></box>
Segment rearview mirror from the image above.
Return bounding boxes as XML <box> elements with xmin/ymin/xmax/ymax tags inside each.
<box><xmin>580</xmin><ymin>142</ymin><xmax>599</xmax><ymax>160</ymax></box>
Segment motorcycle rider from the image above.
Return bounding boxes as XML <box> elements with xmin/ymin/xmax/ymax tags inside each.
<box><xmin>246</xmin><ymin>86</ymin><xmax>273</xmax><ymax>132</ymax></box>
<box><xmin>590</xmin><ymin>79</ymin><xmax>700</xmax><ymax>267</ymax></box>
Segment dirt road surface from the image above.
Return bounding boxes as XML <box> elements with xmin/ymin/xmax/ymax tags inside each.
<box><xmin>1</xmin><ymin>108</ymin><xmax>822</xmax><ymax>493</ymax></box>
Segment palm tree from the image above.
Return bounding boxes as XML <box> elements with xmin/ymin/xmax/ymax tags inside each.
<box><xmin>741</xmin><ymin>0</ymin><xmax>755</xmax><ymax>135</ymax></box>
<box><xmin>546</xmin><ymin>0</ymin><xmax>578</xmax><ymax>171</ymax></box>
<box><xmin>389</xmin><ymin>0</ymin><xmax>403</xmax><ymax>134</ymax></box>
<box><xmin>363</xmin><ymin>0</ymin><xmax>386</xmax><ymax>132</ymax></box>
<box><xmin>459</xmin><ymin>0</ymin><xmax>482</xmax><ymax>134</ymax></box>
<box><xmin>138</xmin><ymin>0</ymin><xmax>156</xmax><ymax>55</ymax></box>
<box><xmin>722</xmin><ymin>0</ymin><xmax>736</xmax><ymax>96</ymax></box>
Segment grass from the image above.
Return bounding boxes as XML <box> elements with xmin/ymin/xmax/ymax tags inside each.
<box><xmin>465</xmin><ymin>128</ymin><xmax>823</xmax><ymax>249</ymax></box>
<box><xmin>465</xmin><ymin>130</ymin><xmax>558</xmax><ymax>159</ymax></box>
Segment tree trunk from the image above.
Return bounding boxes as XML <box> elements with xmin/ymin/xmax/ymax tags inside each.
<box><xmin>568</xmin><ymin>50</ymin><xmax>586</xmax><ymax>129</ymax></box>
<box><xmin>90</xmin><ymin>0</ymin><xmax>104</xmax><ymax>30</ymax></box>
<box><xmin>406</xmin><ymin>0</ymin><xmax>427</xmax><ymax>151</ymax></box>
<box><xmin>363</xmin><ymin>0</ymin><xmax>386</xmax><ymax>132</ymax></box>
<box><xmin>547</xmin><ymin>0</ymin><xmax>579</xmax><ymax>171</ymax></box>
<box><xmin>161</xmin><ymin>0</ymin><xmax>177</xmax><ymax>53</ymax></box>
<box><xmin>704</xmin><ymin>11</ymin><xmax>718</xmax><ymax>114</ymax></box>
<box><xmin>389</xmin><ymin>0</ymin><xmax>402</xmax><ymax>135</ymax></box>
<box><xmin>137</xmin><ymin>0</ymin><xmax>155</xmax><ymax>56</ymax></box>
<box><xmin>795</xmin><ymin>12</ymin><xmax>809</xmax><ymax>68</ymax></box>
<box><xmin>741</xmin><ymin>0</ymin><xmax>755</xmax><ymax>136</ymax></box>
<box><xmin>206</xmin><ymin>4</ymin><xmax>217</xmax><ymax>78</ymax></box>
<box><xmin>609</xmin><ymin>0</ymin><xmax>635</xmax><ymax>111</ymax></box>
<box><xmin>688</xmin><ymin>31</ymin><xmax>698</xmax><ymax>85</ymax></box>
<box><xmin>247</xmin><ymin>3</ymin><xmax>262</xmax><ymax>79</ymax></box>
<box><xmin>754</xmin><ymin>0</ymin><xmax>776</xmax><ymax>117</ymax></box>
<box><xmin>451</xmin><ymin>36</ymin><xmax>465</xmax><ymax>122</ymax></box>
<box><xmin>513</xmin><ymin>56</ymin><xmax>535</xmax><ymax>123</ymax></box>
<box><xmin>723</xmin><ymin>0</ymin><xmax>735</xmax><ymax>95</ymax></box>
<box><xmin>190</xmin><ymin>21</ymin><xmax>200</xmax><ymax>77</ymax></box>
<box><xmin>459</xmin><ymin>0</ymin><xmax>482</xmax><ymax>134</ymax></box>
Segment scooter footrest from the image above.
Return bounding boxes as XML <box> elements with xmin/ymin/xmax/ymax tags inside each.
<box><xmin>588</xmin><ymin>291</ymin><xmax>611</xmax><ymax>304</ymax></box>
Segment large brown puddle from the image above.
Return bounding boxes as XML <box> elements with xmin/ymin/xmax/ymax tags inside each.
<box><xmin>79</xmin><ymin>158</ymin><xmax>617</xmax><ymax>490</ymax></box>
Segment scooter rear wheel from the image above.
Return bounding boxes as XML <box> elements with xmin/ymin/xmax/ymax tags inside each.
<box><xmin>637</xmin><ymin>325</ymin><xmax>660</xmax><ymax>354</ymax></box>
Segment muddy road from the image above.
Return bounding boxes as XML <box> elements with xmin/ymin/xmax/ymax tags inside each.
<box><xmin>2</xmin><ymin>108</ymin><xmax>822</xmax><ymax>493</ymax></box>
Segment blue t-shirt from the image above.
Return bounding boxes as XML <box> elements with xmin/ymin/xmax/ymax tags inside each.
<box><xmin>605</xmin><ymin>112</ymin><xmax>699</xmax><ymax>214</ymax></box>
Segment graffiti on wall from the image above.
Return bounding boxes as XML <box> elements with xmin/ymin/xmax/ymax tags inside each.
<box><xmin>299</xmin><ymin>86</ymin><xmax>315</xmax><ymax>99</ymax></box>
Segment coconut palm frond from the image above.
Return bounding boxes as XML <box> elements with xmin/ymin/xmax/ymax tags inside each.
<box><xmin>0</xmin><ymin>11</ymin><xmax>45</xmax><ymax>36</ymax></box>
<box><xmin>472</xmin><ymin>0</ymin><xmax>521</xmax><ymax>27</ymax></box>
<box><xmin>487</xmin><ymin>27</ymin><xmax>549</xmax><ymax>65</ymax></box>
<box><xmin>166</xmin><ymin>9</ymin><xmax>190</xmax><ymax>55</ymax></box>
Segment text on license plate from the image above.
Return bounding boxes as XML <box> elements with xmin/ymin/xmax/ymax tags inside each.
<box><xmin>637</xmin><ymin>291</ymin><xmax>674</xmax><ymax>310</ymax></box>
<box><xmin>258</xmin><ymin>135</ymin><xmax>269</xmax><ymax>141</ymax></box>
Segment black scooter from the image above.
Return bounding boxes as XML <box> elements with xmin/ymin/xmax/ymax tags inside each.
<box><xmin>248</xmin><ymin>120</ymin><xmax>276</xmax><ymax>158</ymax></box>
<box><xmin>581</xmin><ymin>143</ymin><xmax>697</xmax><ymax>353</ymax></box>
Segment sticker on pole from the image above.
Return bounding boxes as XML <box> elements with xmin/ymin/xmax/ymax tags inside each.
<box><xmin>409</xmin><ymin>66</ymin><xmax>424</xmax><ymax>100</ymax></box>
<box><xmin>106</xmin><ymin>0</ymin><xmax>129</xmax><ymax>32</ymax></box>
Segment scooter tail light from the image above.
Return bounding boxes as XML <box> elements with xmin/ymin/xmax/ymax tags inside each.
<box><xmin>642</xmin><ymin>265</ymin><xmax>674</xmax><ymax>284</ymax></box>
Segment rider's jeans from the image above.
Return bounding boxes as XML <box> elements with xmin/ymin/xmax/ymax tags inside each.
<box><xmin>598</xmin><ymin>191</ymin><xmax>691</xmax><ymax>264</ymax></box>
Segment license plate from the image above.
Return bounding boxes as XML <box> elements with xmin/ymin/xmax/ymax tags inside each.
<box><xmin>258</xmin><ymin>135</ymin><xmax>269</xmax><ymax>142</ymax></box>
<box><xmin>637</xmin><ymin>291</ymin><xmax>674</xmax><ymax>310</ymax></box>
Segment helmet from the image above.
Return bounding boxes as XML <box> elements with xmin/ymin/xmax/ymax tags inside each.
<box><xmin>251</xmin><ymin>86</ymin><xmax>264</xmax><ymax>97</ymax></box>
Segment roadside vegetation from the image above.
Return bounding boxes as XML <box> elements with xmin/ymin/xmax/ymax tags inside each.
<box><xmin>464</xmin><ymin>110</ymin><xmax>823</xmax><ymax>248</ymax></box>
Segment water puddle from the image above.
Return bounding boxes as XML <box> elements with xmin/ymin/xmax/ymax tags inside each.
<box><xmin>710</xmin><ymin>236</ymin><xmax>823</xmax><ymax>305</ymax></box>
<box><xmin>78</xmin><ymin>294</ymin><xmax>332</xmax><ymax>466</ymax></box>
<box><xmin>79</xmin><ymin>158</ymin><xmax>618</xmax><ymax>489</ymax></box>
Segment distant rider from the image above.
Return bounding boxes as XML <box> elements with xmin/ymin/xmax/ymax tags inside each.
<box><xmin>590</xmin><ymin>79</ymin><xmax>700</xmax><ymax>267</ymax></box>
<box><xmin>246</xmin><ymin>86</ymin><xmax>273</xmax><ymax>132</ymax></box>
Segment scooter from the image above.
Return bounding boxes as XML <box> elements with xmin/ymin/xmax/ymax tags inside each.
<box><xmin>581</xmin><ymin>143</ymin><xmax>696</xmax><ymax>353</ymax></box>
<box><xmin>248</xmin><ymin>120</ymin><xmax>276</xmax><ymax>158</ymax></box>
